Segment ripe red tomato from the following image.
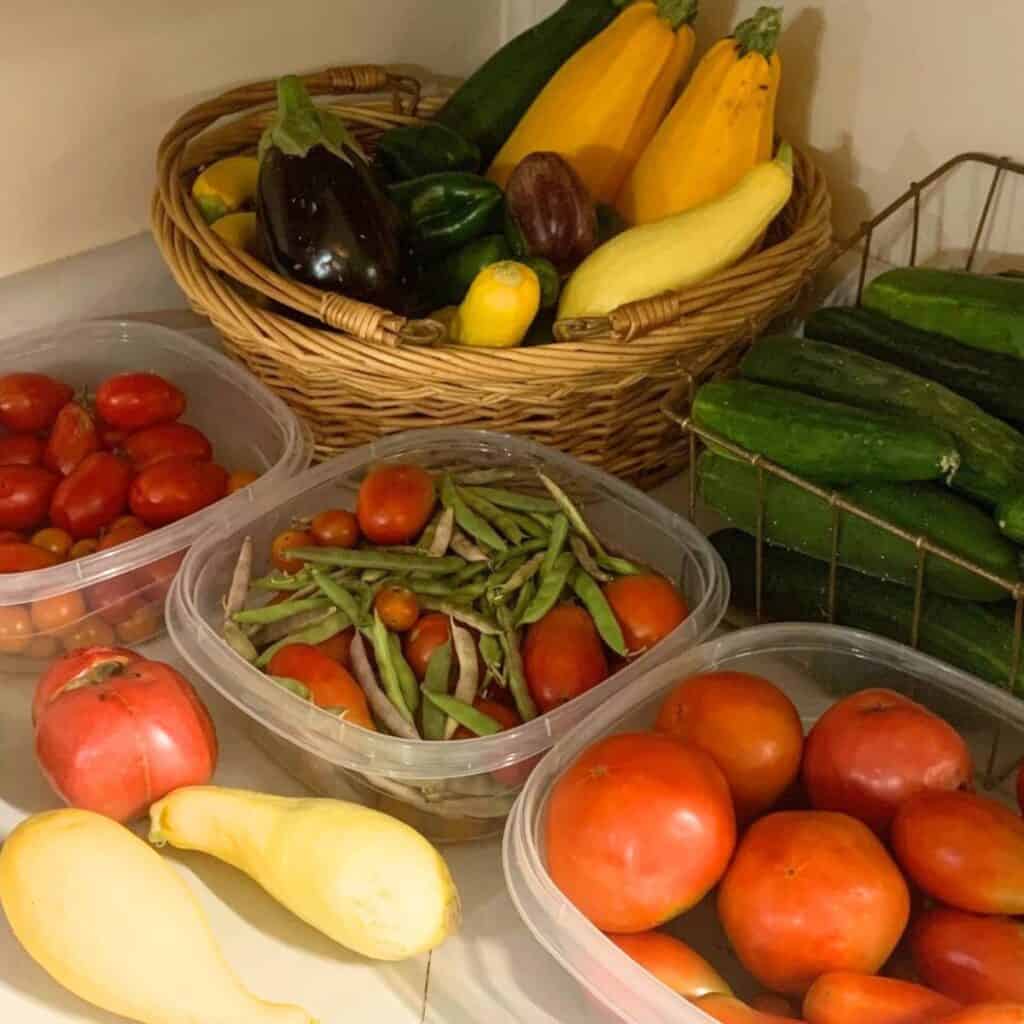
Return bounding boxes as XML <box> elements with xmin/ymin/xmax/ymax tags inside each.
<box><xmin>718</xmin><ymin>811</ymin><xmax>910</xmax><ymax>996</ymax></box>
<box><xmin>267</xmin><ymin>644</ymin><xmax>375</xmax><ymax>729</ymax></box>
<box><xmin>374</xmin><ymin>586</ymin><xmax>420</xmax><ymax>632</ymax></box>
<box><xmin>911</xmin><ymin>907</ymin><xmax>1024</xmax><ymax>1005</ymax></box>
<box><xmin>43</xmin><ymin>402</ymin><xmax>99</xmax><ymax>476</ymax></box>
<box><xmin>97</xmin><ymin>422</ymin><xmax>129</xmax><ymax>452</ymax></box>
<box><xmin>523</xmin><ymin>603</ymin><xmax>609</xmax><ymax>712</ymax></box>
<box><xmin>0</xmin><ymin>373</ymin><xmax>73</xmax><ymax>433</ymax></box>
<box><xmin>692</xmin><ymin>994</ymin><xmax>806</xmax><ymax>1023</ymax></box>
<box><xmin>546</xmin><ymin>732</ymin><xmax>736</xmax><ymax>932</ymax></box>
<box><xmin>802</xmin><ymin>688</ymin><xmax>973</xmax><ymax>835</ymax></box>
<box><xmin>311</xmin><ymin>508</ymin><xmax>360</xmax><ymax>548</ymax></box>
<box><xmin>34</xmin><ymin>648</ymin><xmax>217</xmax><ymax>822</ymax></box>
<box><xmin>655</xmin><ymin>671</ymin><xmax>804</xmax><ymax>823</ymax></box>
<box><xmin>122</xmin><ymin>422</ymin><xmax>212</xmax><ymax>470</ymax></box>
<box><xmin>802</xmin><ymin>972</ymin><xmax>959</xmax><ymax>1024</ymax></box>
<box><xmin>892</xmin><ymin>791</ymin><xmax>1024</xmax><ymax>915</ymax></box>
<box><xmin>0</xmin><ymin>542</ymin><xmax>59</xmax><ymax>573</ymax></box>
<box><xmin>608</xmin><ymin>932</ymin><xmax>732</xmax><ymax>1000</ymax></box>
<box><xmin>0</xmin><ymin>605</ymin><xmax>33</xmax><ymax>653</ymax></box>
<box><xmin>95</xmin><ymin>372</ymin><xmax>185</xmax><ymax>431</ymax></box>
<box><xmin>356</xmin><ymin>463</ymin><xmax>436</xmax><ymax>545</ymax></box>
<box><xmin>937</xmin><ymin>1006</ymin><xmax>1024</xmax><ymax>1024</ymax></box>
<box><xmin>271</xmin><ymin>528</ymin><xmax>314</xmax><ymax>574</ymax></box>
<box><xmin>0</xmin><ymin>435</ymin><xmax>44</xmax><ymax>467</ymax></box>
<box><xmin>32</xmin><ymin>646</ymin><xmax>141</xmax><ymax>723</ymax></box>
<box><xmin>453</xmin><ymin>698</ymin><xmax>522</xmax><ymax>740</ymax></box>
<box><xmin>404</xmin><ymin>613</ymin><xmax>451</xmax><ymax>680</ymax></box>
<box><xmin>0</xmin><ymin>530</ymin><xmax>24</xmax><ymax>544</ymax></box>
<box><xmin>129</xmin><ymin>457</ymin><xmax>228</xmax><ymax>527</ymax></box>
<box><xmin>50</xmin><ymin>452</ymin><xmax>132</xmax><ymax>539</ymax></box>
<box><xmin>0</xmin><ymin>465</ymin><xmax>60</xmax><ymax>531</ymax></box>
<box><xmin>317</xmin><ymin>625</ymin><xmax>354</xmax><ymax>668</ymax></box>
<box><xmin>602</xmin><ymin>574</ymin><xmax>689</xmax><ymax>653</ymax></box>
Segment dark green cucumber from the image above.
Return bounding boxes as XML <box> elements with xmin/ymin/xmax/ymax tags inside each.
<box><xmin>741</xmin><ymin>335</ymin><xmax>1024</xmax><ymax>508</ymax></box>
<box><xmin>699</xmin><ymin>452</ymin><xmax>1017</xmax><ymax>601</ymax></box>
<box><xmin>805</xmin><ymin>306</ymin><xmax>1024</xmax><ymax>429</ymax></box>
<box><xmin>692</xmin><ymin>378</ymin><xmax>960</xmax><ymax>485</ymax></box>
<box><xmin>712</xmin><ymin>529</ymin><xmax>1024</xmax><ymax>694</ymax></box>
<box><xmin>864</xmin><ymin>268</ymin><xmax>1024</xmax><ymax>360</ymax></box>
<box><xmin>435</xmin><ymin>0</ymin><xmax>627</xmax><ymax>165</ymax></box>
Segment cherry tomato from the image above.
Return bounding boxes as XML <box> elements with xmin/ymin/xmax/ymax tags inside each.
<box><xmin>692</xmin><ymin>994</ymin><xmax>806</xmax><ymax>1023</ymax></box>
<box><xmin>311</xmin><ymin>508</ymin><xmax>360</xmax><ymax>548</ymax></box>
<box><xmin>95</xmin><ymin>372</ymin><xmax>185</xmax><ymax>431</ymax></box>
<box><xmin>0</xmin><ymin>373</ymin><xmax>73</xmax><ymax>433</ymax></box>
<box><xmin>523</xmin><ymin>604</ymin><xmax>608</xmax><ymax>712</ymax></box>
<box><xmin>271</xmin><ymin>529</ymin><xmax>314</xmax><ymax>574</ymax></box>
<box><xmin>129</xmin><ymin>457</ymin><xmax>227</xmax><ymax>527</ymax></box>
<box><xmin>49</xmin><ymin>452</ymin><xmax>132</xmax><ymax>539</ymax></box>
<box><xmin>44</xmin><ymin>401</ymin><xmax>99</xmax><ymax>476</ymax></box>
<box><xmin>403</xmin><ymin>613</ymin><xmax>451</xmax><ymax>680</ymax></box>
<box><xmin>122</xmin><ymin>422</ymin><xmax>212</xmax><ymax>470</ymax></box>
<box><xmin>0</xmin><ymin>465</ymin><xmax>60</xmax><ymax>531</ymax></box>
<box><xmin>99</xmin><ymin>517</ymin><xmax>150</xmax><ymax>550</ymax></box>
<box><xmin>0</xmin><ymin>541</ymin><xmax>59</xmax><ymax>573</ymax></box>
<box><xmin>608</xmin><ymin>932</ymin><xmax>732</xmax><ymax>1000</ymax></box>
<box><xmin>69</xmin><ymin>538</ymin><xmax>99</xmax><ymax>559</ymax></box>
<box><xmin>0</xmin><ymin>605</ymin><xmax>33</xmax><ymax>653</ymax></box>
<box><xmin>24</xmin><ymin>634</ymin><xmax>60</xmax><ymax>660</ymax></box>
<box><xmin>227</xmin><ymin>469</ymin><xmax>260</xmax><ymax>494</ymax></box>
<box><xmin>374</xmin><ymin>586</ymin><xmax>419</xmax><ymax>632</ymax></box>
<box><xmin>356</xmin><ymin>464</ymin><xmax>435</xmax><ymax>545</ymax></box>
<box><xmin>59</xmin><ymin>614</ymin><xmax>116</xmax><ymax>652</ymax></box>
<box><xmin>30</xmin><ymin>591</ymin><xmax>88</xmax><ymax>635</ymax></box>
<box><xmin>115</xmin><ymin>603</ymin><xmax>162</xmax><ymax>645</ymax></box>
<box><xmin>31</xmin><ymin>527</ymin><xmax>73</xmax><ymax>562</ymax></box>
<box><xmin>0</xmin><ymin>435</ymin><xmax>44</xmax><ymax>467</ymax></box>
<box><xmin>453</xmin><ymin>698</ymin><xmax>522</xmax><ymax>740</ymax></box>
<box><xmin>88</xmin><ymin>572</ymin><xmax>148</xmax><ymax>625</ymax></box>
<box><xmin>267</xmin><ymin>645</ymin><xmax>376</xmax><ymax>729</ymax></box>
<box><xmin>137</xmin><ymin>550</ymin><xmax>185</xmax><ymax>604</ymax></box>
<box><xmin>602</xmin><ymin>574</ymin><xmax>689</xmax><ymax>653</ymax></box>
<box><xmin>317</xmin><ymin>626</ymin><xmax>354</xmax><ymax>668</ymax></box>
<box><xmin>802</xmin><ymin>972</ymin><xmax>959</xmax><ymax>1024</ymax></box>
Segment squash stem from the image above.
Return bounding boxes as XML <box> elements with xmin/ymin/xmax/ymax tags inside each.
<box><xmin>657</xmin><ymin>0</ymin><xmax>699</xmax><ymax>29</ymax></box>
<box><xmin>734</xmin><ymin>5</ymin><xmax>783</xmax><ymax>59</ymax></box>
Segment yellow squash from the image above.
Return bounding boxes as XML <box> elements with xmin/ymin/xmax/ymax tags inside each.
<box><xmin>452</xmin><ymin>261</ymin><xmax>541</xmax><ymax>348</ymax></box>
<box><xmin>559</xmin><ymin>143</ymin><xmax>794</xmax><ymax>320</ymax></box>
<box><xmin>191</xmin><ymin>155</ymin><xmax>260</xmax><ymax>224</ymax></box>
<box><xmin>487</xmin><ymin>0</ymin><xmax>698</xmax><ymax>205</ymax></box>
<box><xmin>211</xmin><ymin>210</ymin><xmax>260</xmax><ymax>253</ymax></box>
<box><xmin>617</xmin><ymin>5</ymin><xmax>782</xmax><ymax>225</ymax></box>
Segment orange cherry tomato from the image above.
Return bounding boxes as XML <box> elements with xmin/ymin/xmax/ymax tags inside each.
<box><xmin>271</xmin><ymin>529</ymin><xmax>314</xmax><ymax>574</ymax></box>
<box><xmin>316</xmin><ymin>626</ymin><xmax>354</xmax><ymax>668</ymax></box>
<box><xmin>802</xmin><ymin>971</ymin><xmax>959</xmax><ymax>1024</ymax></box>
<box><xmin>31</xmin><ymin>527</ymin><xmax>74</xmax><ymax>562</ymax></box>
<box><xmin>69</xmin><ymin>538</ymin><xmax>99</xmax><ymax>559</ymax></box>
<box><xmin>523</xmin><ymin>604</ymin><xmax>608</xmax><ymax>713</ymax></box>
<box><xmin>0</xmin><ymin>605</ymin><xmax>33</xmax><ymax>653</ymax></box>
<box><xmin>311</xmin><ymin>508</ymin><xmax>360</xmax><ymax>548</ymax></box>
<box><xmin>602</xmin><ymin>574</ymin><xmax>689</xmax><ymax>653</ymax></box>
<box><xmin>356</xmin><ymin>464</ymin><xmax>435</xmax><ymax>545</ymax></box>
<box><xmin>60</xmin><ymin>614</ymin><xmax>116</xmax><ymax>652</ymax></box>
<box><xmin>99</xmin><ymin>516</ymin><xmax>151</xmax><ymax>550</ymax></box>
<box><xmin>403</xmin><ymin>613</ymin><xmax>451</xmax><ymax>680</ymax></box>
<box><xmin>749</xmin><ymin>995</ymin><xmax>797</xmax><ymax>1017</ymax></box>
<box><xmin>266</xmin><ymin>644</ymin><xmax>375</xmax><ymax>730</ymax></box>
<box><xmin>115</xmin><ymin>603</ymin><xmax>162</xmax><ymax>645</ymax></box>
<box><xmin>373</xmin><ymin>586</ymin><xmax>419</xmax><ymax>632</ymax></box>
<box><xmin>607</xmin><ymin>932</ymin><xmax>731</xmax><ymax>1000</ymax></box>
<box><xmin>30</xmin><ymin>591</ymin><xmax>88</xmax><ymax>634</ymax></box>
<box><xmin>227</xmin><ymin>469</ymin><xmax>260</xmax><ymax>494</ymax></box>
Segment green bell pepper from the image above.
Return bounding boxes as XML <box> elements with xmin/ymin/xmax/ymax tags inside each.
<box><xmin>389</xmin><ymin>172</ymin><xmax>504</xmax><ymax>254</ymax></box>
<box><xmin>374</xmin><ymin>122</ymin><xmax>481</xmax><ymax>182</ymax></box>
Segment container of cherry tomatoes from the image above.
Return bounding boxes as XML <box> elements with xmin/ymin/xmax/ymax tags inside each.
<box><xmin>0</xmin><ymin>319</ymin><xmax>311</xmax><ymax>668</ymax></box>
<box><xmin>166</xmin><ymin>429</ymin><xmax>729</xmax><ymax>843</ymax></box>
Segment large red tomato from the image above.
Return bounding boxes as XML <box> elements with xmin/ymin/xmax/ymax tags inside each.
<box><xmin>602</xmin><ymin>574</ymin><xmax>689</xmax><ymax>653</ymax></box>
<box><xmin>404</xmin><ymin>613</ymin><xmax>451</xmax><ymax>680</ymax></box>
<box><xmin>95</xmin><ymin>372</ymin><xmax>185</xmax><ymax>431</ymax></box>
<box><xmin>129</xmin><ymin>457</ymin><xmax>228</xmax><ymax>527</ymax></box>
<box><xmin>49</xmin><ymin>452</ymin><xmax>132</xmax><ymax>539</ymax></box>
<box><xmin>0</xmin><ymin>435</ymin><xmax>44</xmax><ymax>467</ymax></box>
<box><xmin>802</xmin><ymin>688</ymin><xmax>973</xmax><ymax>835</ymax></box>
<box><xmin>33</xmin><ymin>647</ymin><xmax>217</xmax><ymax>823</ymax></box>
<box><xmin>692</xmin><ymin>994</ymin><xmax>806</xmax><ymax>1023</ymax></box>
<box><xmin>892</xmin><ymin>791</ymin><xmax>1024</xmax><ymax>915</ymax></box>
<box><xmin>801</xmin><ymin>972</ymin><xmax>959</xmax><ymax>1024</ymax></box>
<box><xmin>43</xmin><ymin>401</ymin><xmax>99</xmax><ymax>476</ymax></box>
<box><xmin>718</xmin><ymin>811</ymin><xmax>910</xmax><ymax>996</ymax></box>
<box><xmin>911</xmin><ymin>907</ymin><xmax>1024</xmax><ymax>1005</ymax></box>
<box><xmin>936</xmin><ymin>1006</ymin><xmax>1024</xmax><ymax>1024</ymax></box>
<box><xmin>0</xmin><ymin>465</ymin><xmax>60</xmax><ymax>531</ymax></box>
<box><xmin>122</xmin><ymin>422</ymin><xmax>213</xmax><ymax>470</ymax></box>
<box><xmin>523</xmin><ymin>603</ymin><xmax>609</xmax><ymax>712</ymax></box>
<box><xmin>608</xmin><ymin>931</ymin><xmax>731</xmax><ymax>999</ymax></box>
<box><xmin>546</xmin><ymin>732</ymin><xmax>736</xmax><ymax>932</ymax></box>
<box><xmin>0</xmin><ymin>373</ymin><xmax>73</xmax><ymax>433</ymax></box>
<box><xmin>655</xmin><ymin>671</ymin><xmax>804</xmax><ymax>823</ymax></box>
<box><xmin>356</xmin><ymin>463</ymin><xmax>436</xmax><ymax>545</ymax></box>
<box><xmin>267</xmin><ymin>644</ymin><xmax>375</xmax><ymax>729</ymax></box>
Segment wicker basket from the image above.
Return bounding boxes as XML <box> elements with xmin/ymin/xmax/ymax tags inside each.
<box><xmin>153</xmin><ymin>65</ymin><xmax>833</xmax><ymax>486</ymax></box>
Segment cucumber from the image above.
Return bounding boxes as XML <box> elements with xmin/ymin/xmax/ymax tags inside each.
<box><xmin>435</xmin><ymin>0</ymin><xmax>627</xmax><ymax>166</ymax></box>
<box><xmin>712</xmin><ymin>529</ymin><xmax>1024</xmax><ymax>694</ymax></box>
<box><xmin>805</xmin><ymin>306</ymin><xmax>1024</xmax><ymax>430</ymax></box>
<box><xmin>998</xmin><ymin>494</ymin><xmax>1024</xmax><ymax>544</ymax></box>
<box><xmin>692</xmin><ymin>378</ymin><xmax>961</xmax><ymax>485</ymax></box>
<box><xmin>699</xmin><ymin>452</ymin><xmax>1017</xmax><ymax>601</ymax></box>
<box><xmin>741</xmin><ymin>335</ymin><xmax>1024</xmax><ymax>508</ymax></box>
<box><xmin>864</xmin><ymin>268</ymin><xmax>1024</xmax><ymax>360</ymax></box>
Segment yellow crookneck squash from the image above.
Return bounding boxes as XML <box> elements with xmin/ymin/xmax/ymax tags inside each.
<box><xmin>487</xmin><ymin>0</ymin><xmax>698</xmax><ymax>206</ymax></box>
<box><xmin>617</xmin><ymin>5</ymin><xmax>783</xmax><ymax>225</ymax></box>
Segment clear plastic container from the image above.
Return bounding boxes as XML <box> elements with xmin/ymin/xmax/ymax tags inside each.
<box><xmin>504</xmin><ymin>623</ymin><xmax>1024</xmax><ymax>1024</ymax></box>
<box><xmin>167</xmin><ymin>428</ymin><xmax>729</xmax><ymax>843</ymax></box>
<box><xmin>0</xmin><ymin>319</ymin><xmax>311</xmax><ymax>669</ymax></box>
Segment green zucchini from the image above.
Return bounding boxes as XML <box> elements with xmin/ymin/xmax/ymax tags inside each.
<box><xmin>741</xmin><ymin>335</ymin><xmax>1024</xmax><ymax>508</ymax></box>
<box><xmin>699</xmin><ymin>452</ymin><xmax>1017</xmax><ymax>601</ymax></box>
<box><xmin>692</xmin><ymin>378</ymin><xmax>961</xmax><ymax>485</ymax></box>
<box><xmin>712</xmin><ymin>529</ymin><xmax>1024</xmax><ymax>694</ymax></box>
<box><xmin>805</xmin><ymin>306</ymin><xmax>1024</xmax><ymax>429</ymax></box>
<box><xmin>435</xmin><ymin>0</ymin><xmax>628</xmax><ymax>166</ymax></box>
<box><xmin>864</xmin><ymin>268</ymin><xmax>1024</xmax><ymax>360</ymax></box>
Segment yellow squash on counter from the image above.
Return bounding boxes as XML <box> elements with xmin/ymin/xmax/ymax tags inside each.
<box><xmin>559</xmin><ymin>143</ymin><xmax>794</xmax><ymax>320</ymax></box>
<box><xmin>487</xmin><ymin>0</ymin><xmax>698</xmax><ymax>205</ymax></box>
<box><xmin>617</xmin><ymin>5</ymin><xmax>783</xmax><ymax>225</ymax></box>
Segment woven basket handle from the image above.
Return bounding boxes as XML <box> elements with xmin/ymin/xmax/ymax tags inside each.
<box><xmin>555</xmin><ymin>292</ymin><xmax>689</xmax><ymax>343</ymax></box>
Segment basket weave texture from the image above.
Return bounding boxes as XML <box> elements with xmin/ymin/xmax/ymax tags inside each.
<box><xmin>153</xmin><ymin>65</ymin><xmax>833</xmax><ymax>486</ymax></box>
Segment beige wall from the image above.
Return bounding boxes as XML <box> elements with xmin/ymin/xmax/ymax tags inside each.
<box><xmin>0</xmin><ymin>2</ymin><xmax>503</xmax><ymax>278</ymax></box>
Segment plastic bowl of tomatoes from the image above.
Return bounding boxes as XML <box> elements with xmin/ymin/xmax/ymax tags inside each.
<box><xmin>166</xmin><ymin>429</ymin><xmax>729</xmax><ymax>843</ymax></box>
<box><xmin>0</xmin><ymin>319</ymin><xmax>311</xmax><ymax>668</ymax></box>
<box><xmin>503</xmin><ymin>621</ymin><xmax>1024</xmax><ymax>1024</ymax></box>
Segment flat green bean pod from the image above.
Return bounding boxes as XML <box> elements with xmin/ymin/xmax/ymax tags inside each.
<box><xmin>459</xmin><ymin>487</ymin><xmax>525</xmax><ymax>544</ymax></box>
<box><xmin>478</xmin><ymin>633</ymin><xmax>505</xmax><ymax>686</ymax></box>
<box><xmin>469</xmin><ymin>486</ymin><xmax>559</xmax><ymax>514</ymax></box>
<box><xmin>497</xmin><ymin>606</ymin><xmax>537</xmax><ymax>722</ymax></box>
<box><xmin>518</xmin><ymin>552</ymin><xmax>576</xmax><ymax>626</ymax></box>
<box><xmin>389</xmin><ymin>632</ymin><xmax>420</xmax><ymax>713</ymax></box>
<box><xmin>286</xmin><ymin>547</ymin><xmax>465</xmax><ymax>574</ymax></box>
<box><xmin>421</xmin><ymin>641</ymin><xmax>453</xmax><ymax>741</ymax></box>
<box><xmin>233</xmin><ymin>595</ymin><xmax>330</xmax><ymax>626</ymax></box>
<box><xmin>367</xmin><ymin>612</ymin><xmax>414</xmax><ymax>723</ymax></box>
<box><xmin>268</xmin><ymin>676</ymin><xmax>312</xmax><ymax>701</ymax></box>
<box><xmin>256</xmin><ymin>610</ymin><xmax>350</xmax><ymax>668</ymax></box>
<box><xmin>541</xmin><ymin>514</ymin><xmax>569</xmax><ymax>574</ymax></box>
<box><xmin>537</xmin><ymin>472</ymin><xmax>607</xmax><ymax>558</ymax></box>
<box><xmin>314</xmin><ymin>572</ymin><xmax>365</xmax><ymax>628</ymax></box>
<box><xmin>441</xmin><ymin>475</ymin><xmax>508</xmax><ymax>553</ymax></box>
<box><xmin>572</xmin><ymin>570</ymin><xmax>627</xmax><ymax>656</ymax></box>
<box><xmin>423</xmin><ymin>691</ymin><xmax>503</xmax><ymax>737</ymax></box>
<box><xmin>418</xmin><ymin>597</ymin><xmax>500</xmax><ymax>634</ymax></box>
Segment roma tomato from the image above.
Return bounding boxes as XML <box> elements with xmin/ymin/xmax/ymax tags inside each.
<box><xmin>33</xmin><ymin>649</ymin><xmax>217</xmax><ymax>822</ymax></box>
<box><xmin>95</xmin><ymin>372</ymin><xmax>185</xmax><ymax>431</ymax></box>
<box><xmin>267</xmin><ymin>644</ymin><xmax>375</xmax><ymax>730</ymax></box>
<box><xmin>0</xmin><ymin>605</ymin><xmax>33</xmax><ymax>653</ymax></box>
<box><xmin>43</xmin><ymin>402</ymin><xmax>99</xmax><ymax>476</ymax></box>
<box><xmin>0</xmin><ymin>465</ymin><xmax>60</xmax><ymax>531</ymax></box>
<box><xmin>0</xmin><ymin>542</ymin><xmax>59</xmax><ymax>573</ymax></box>
<box><xmin>523</xmin><ymin>604</ymin><xmax>609</xmax><ymax>712</ymax></box>
<box><xmin>936</xmin><ymin>1006</ymin><xmax>1024</xmax><ymax>1024</ymax></box>
<box><xmin>356</xmin><ymin>463</ymin><xmax>435</xmax><ymax>545</ymax></box>
<box><xmin>546</xmin><ymin>732</ymin><xmax>736</xmax><ymax>932</ymax></box>
<box><xmin>311</xmin><ymin>508</ymin><xmax>360</xmax><ymax>548</ymax></box>
<box><xmin>317</xmin><ymin>625</ymin><xmax>354</xmax><ymax>668</ymax></box>
<box><xmin>49</xmin><ymin>452</ymin><xmax>132</xmax><ymax>539</ymax></box>
<box><xmin>271</xmin><ymin>528</ymin><xmax>314</xmax><ymax>574</ymax></box>
<box><xmin>693</xmin><ymin>994</ymin><xmax>806</xmax><ymax>1023</ymax></box>
<box><xmin>655</xmin><ymin>671</ymin><xmax>803</xmax><ymax>823</ymax></box>
<box><xmin>801</xmin><ymin>972</ymin><xmax>959</xmax><ymax>1024</ymax></box>
<box><xmin>0</xmin><ymin>373</ymin><xmax>73</xmax><ymax>433</ymax></box>
<box><xmin>374</xmin><ymin>586</ymin><xmax>419</xmax><ymax>632</ymax></box>
<box><xmin>892</xmin><ymin>791</ymin><xmax>1024</xmax><ymax>914</ymax></box>
<box><xmin>129</xmin><ymin>457</ymin><xmax>228</xmax><ymax>527</ymax></box>
<box><xmin>912</xmin><ymin>907</ymin><xmax>1024</xmax><ymax>1004</ymax></box>
<box><xmin>602</xmin><ymin>574</ymin><xmax>689</xmax><ymax>653</ymax></box>
<box><xmin>453</xmin><ymin>698</ymin><xmax>522</xmax><ymax>741</ymax></box>
<box><xmin>718</xmin><ymin>811</ymin><xmax>910</xmax><ymax>996</ymax></box>
<box><xmin>0</xmin><ymin>435</ymin><xmax>44</xmax><ymax>467</ymax></box>
<box><xmin>607</xmin><ymin>932</ymin><xmax>732</xmax><ymax>1000</ymax></box>
<box><xmin>404</xmin><ymin>613</ymin><xmax>451</xmax><ymax>680</ymax></box>
<box><xmin>122</xmin><ymin>422</ymin><xmax>212</xmax><ymax>470</ymax></box>
<box><xmin>803</xmin><ymin>688</ymin><xmax>973</xmax><ymax>835</ymax></box>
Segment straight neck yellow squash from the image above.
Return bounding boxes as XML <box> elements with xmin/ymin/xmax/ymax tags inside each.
<box><xmin>617</xmin><ymin>5</ymin><xmax>783</xmax><ymax>225</ymax></box>
<box><xmin>487</xmin><ymin>0</ymin><xmax>698</xmax><ymax>206</ymax></box>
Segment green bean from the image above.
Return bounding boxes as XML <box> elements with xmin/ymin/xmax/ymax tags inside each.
<box><xmin>490</xmin><ymin>553</ymin><xmax>544</xmax><ymax>604</ymax></box>
<box><xmin>362</xmin><ymin>569</ymin><xmax>389</xmax><ymax>583</ymax></box>
<box><xmin>511</xmin><ymin>576</ymin><xmax>536</xmax><ymax>624</ymax></box>
<box><xmin>428</xmin><ymin>506</ymin><xmax>455</xmax><ymax>557</ymax></box>
<box><xmin>454</xmin><ymin>467</ymin><xmax>520</xmax><ymax>485</ymax></box>
<box><xmin>478</xmin><ymin>634</ymin><xmax>505</xmax><ymax>686</ymax></box>
<box><xmin>233</xmin><ymin>595</ymin><xmax>330</xmax><ymax>626</ymax></box>
<box><xmin>504</xmin><ymin>509</ymin><xmax>549</xmax><ymax>540</ymax></box>
<box><xmin>486</xmin><ymin>556</ymin><xmax>526</xmax><ymax>590</ymax></box>
<box><xmin>404</xmin><ymin>576</ymin><xmax>464</xmax><ymax>598</ymax></box>
<box><xmin>421</xmin><ymin>641</ymin><xmax>452</xmax><ymax>741</ymax></box>
<box><xmin>450</xmin><ymin>530</ymin><xmax>489</xmax><ymax>562</ymax></box>
<box><xmin>453</xmin><ymin>560</ymin><xmax>489</xmax><ymax>585</ymax></box>
<box><xmin>368</xmin><ymin>612</ymin><xmax>414</xmax><ymax>723</ymax></box>
<box><xmin>424</xmin><ymin>692</ymin><xmax>503</xmax><ymax>737</ymax></box>
<box><xmin>459</xmin><ymin>488</ymin><xmax>524</xmax><ymax>544</ymax></box>
<box><xmin>268</xmin><ymin>676</ymin><xmax>312</xmax><ymax>701</ymax></box>
<box><xmin>572</xmin><ymin>570</ymin><xmax>627</xmax><ymax>656</ymax></box>
<box><xmin>531</xmin><ymin>513</ymin><xmax>556</xmax><ymax>531</ymax></box>
<box><xmin>597</xmin><ymin>552</ymin><xmax>645</xmax><ymax>576</ymax></box>
<box><xmin>256</xmin><ymin>610</ymin><xmax>350</xmax><ymax>669</ymax></box>
<box><xmin>314</xmin><ymin>572</ymin><xmax>365</xmax><ymax>628</ymax></box>
<box><xmin>251</xmin><ymin>570</ymin><xmax>312</xmax><ymax>592</ymax></box>
<box><xmin>446</xmin><ymin>621</ymin><xmax>480</xmax><ymax>739</ymax></box>
<box><xmin>418</xmin><ymin>597</ymin><xmax>499</xmax><ymax>635</ymax></box>
<box><xmin>350</xmin><ymin>632</ymin><xmax>419</xmax><ymax>739</ymax></box>
<box><xmin>224</xmin><ymin>537</ymin><xmax>253</xmax><ymax>624</ymax></box>
<box><xmin>498</xmin><ymin>607</ymin><xmax>537</xmax><ymax>722</ymax></box>
<box><xmin>537</xmin><ymin>472</ymin><xmax>607</xmax><ymax>557</ymax></box>
<box><xmin>389</xmin><ymin>632</ymin><xmax>420</xmax><ymax>714</ymax></box>
<box><xmin>441</xmin><ymin>475</ymin><xmax>507</xmax><ymax>553</ymax></box>
<box><xmin>223</xmin><ymin>621</ymin><xmax>258</xmax><ymax>662</ymax></box>
<box><xmin>518</xmin><ymin>552</ymin><xmax>576</xmax><ymax>626</ymax></box>
<box><xmin>253</xmin><ymin>607</ymin><xmax>335</xmax><ymax>646</ymax></box>
<box><xmin>570</xmin><ymin>535</ymin><xmax>613</xmax><ymax>582</ymax></box>
<box><xmin>451</xmin><ymin>580</ymin><xmax>489</xmax><ymax>602</ymax></box>
<box><xmin>541</xmin><ymin>513</ymin><xmax>569</xmax><ymax>574</ymax></box>
<box><xmin>491</xmin><ymin>538</ymin><xmax>547</xmax><ymax>570</ymax></box>
<box><xmin>285</xmin><ymin>547</ymin><xmax>465</xmax><ymax>574</ymax></box>
<box><xmin>470</xmin><ymin>486</ymin><xmax>559</xmax><ymax>514</ymax></box>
